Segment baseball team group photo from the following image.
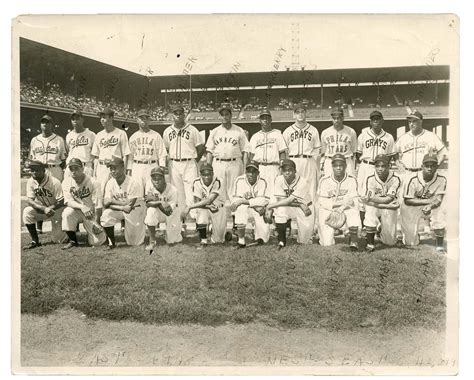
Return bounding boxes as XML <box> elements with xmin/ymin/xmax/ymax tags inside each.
<box><xmin>12</xmin><ymin>15</ymin><xmax>458</xmax><ymax>373</ymax></box>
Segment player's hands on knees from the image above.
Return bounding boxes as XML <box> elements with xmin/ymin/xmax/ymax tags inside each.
<box><xmin>180</xmin><ymin>206</ymin><xmax>190</xmax><ymax>220</ymax></box>
<box><xmin>300</xmin><ymin>204</ymin><xmax>312</xmax><ymax>217</ymax></box>
<box><xmin>422</xmin><ymin>204</ymin><xmax>432</xmax><ymax>215</ymax></box>
<box><xmin>123</xmin><ymin>205</ymin><xmax>133</xmax><ymax>214</ymax></box>
<box><xmin>44</xmin><ymin>206</ymin><xmax>55</xmax><ymax>217</ymax></box>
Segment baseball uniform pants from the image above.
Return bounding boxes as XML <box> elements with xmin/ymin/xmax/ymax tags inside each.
<box><xmin>318</xmin><ymin>207</ymin><xmax>360</xmax><ymax>246</ymax></box>
<box><xmin>364</xmin><ymin>205</ymin><xmax>398</xmax><ymax>246</ymax></box>
<box><xmin>94</xmin><ymin>162</ymin><xmax>111</xmax><ymax>209</ymax></box>
<box><xmin>23</xmin><ymin>206</ymin><xmax>66</xmax><ymax>243</ymax></box>
<box><xmin>144</xmin><ymin>207</ymin><xmax>183</xmax><ymax>244</ymax></box>
<box><xmin>235</xmin><ymin>205</ymin><xmax>270</xmax><ymax>242</ymax></box>
<box><xmin>195</xmin><ymin>207</ymin><xmax>227</xmax><ymax>243</ymax></box>
<box><xmin>400</xmin><ymin>202</ymin><xmax>446</xmax><ymax>246</ymax></box>
<box><xmin>131</xmin><ymin>162</ymin><xmax>159</xmax><ymax>190</ymax></box>
<box><xmin>100</xmin><ymin>202</ymin><xmax>146</xmax><ymax>246</ymax></box>
<box><xmin>273</xmin><ymin>206</ymin><xmax>314</xmax><ymax>244</ymax></box>
<box><xmin>258</xmin><ymin>164</ymin><xmax>280</xmax><ymax>198</ymax></box>
<box><xmin>61</xmin><ymin>206</ymin><xmax>92</xmax><ymax>231</ymax></box>
<box><xmin>169</xmin><ymin>159</ymin><xmax>199</xmax><ymax>218</ymax></box>
<box><xmin>356</xmin><ymin>161</ymin><xmax>376</xmax><ymax>212</ymax></box>
<box><xmin>212</xmin><ymin>159</ymin><xmax>244</xmax><ymax>205</ymax></box>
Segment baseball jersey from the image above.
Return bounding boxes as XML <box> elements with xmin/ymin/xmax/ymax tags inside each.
<box><xmin>403</xmin><ymin>171</ymin><xmax>447</xmax><ymax>200</ymax></box>
<box><xmin>320</xmin><ymin>125</ymin><xmax>358</xmax><ymax>158</ymax></box>
<box><xmin>192</xmin><ymin>177</ymin><xmax>225</xmax><ymax>207</ymax></box>
<box><xmin>273</xmin><ymin>174</ymin><xmax>312</xmax><ymax>206</ymax></box>
<box><xmin>163</xmin><ymin>124</ymin><xmax>204</xmax><ymax>159</ymax></box>
<box><xmin>128</xmin><ymin>130</ymin><xmax>167</xmax><ymax>166</ymax></box>
<box><xmin>357</xmin><ymin>128</ymin><xmax>396</xmax><ymax>162</ymax></box>
<box><xmin>26</xmin><ymin>173</ymin><xmax>64</xmax><ymax>207</ymax></box>
<box><xmin>65</xmin><ymin>128</ymin><xmax>96</xmax><ymax>164</ymax></box>
<box><xmin>282</xmin><ymin>123</ymin><xmax>321</xmax><ymax>157</ymax></box>
<box><xmin>91</xmin><ymin>128</ymin><xmax>131</xmax><ymax>161</ymax></box>
<box><xmin>145</xmin><ymin>180</ymin><xmax>179</xmax><ymax>209</ymax></box>
<box><xmin>395</xmin><ymin>130</ymin><xmax>446</xmax><ymax>169</ymax></box>
<box><xmin>232</xmin><ymin>174</ymin><xmax>269</xmax><ymax>207</ymax></box>
<box><xmin>29</xmin><ymin>133</ymin><xmax>67</xmax><ymax>165</ymax></box>
<box><xmin>103</xmin><ymin>175</ymin><xmax>143</xmax><ymax>205</ymax></box>
<box><xmin>62</xmin><ymin>174</ymin><xmax>98</xmax><ymax>209</ymax></box>
<box><xmin>363</xmin><ymin>171</ymin><xmax>401</xmax><ymax>201</ymax></box>
<box><xmin>250</xmin><ymin>129</ymin><xmax>287</xmax><ymax>163</ymax></box>
<box><xmin>318</xmin><ymin>173</ymin><xmax>358</xmax><ymax>210</ymax></box>
<box><xmin>206</xmin><ymin>124</ymin><xmax>250</xmax><ymax>159</ymax></box>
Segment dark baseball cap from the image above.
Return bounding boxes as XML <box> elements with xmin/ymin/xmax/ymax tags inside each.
<box><xmin>259</xmin><ymin>109</ymin><xmax>272</xmax><ymax>118</ymax></box>
<box><xmin>71</xmin><ymin>109</ymin><xmax>83</xmax><ymax>117</ymax></box>
<box><xmin>150</xmin><ymin>166</ymin><xmax>166</xmax><ymax>177</ymax></box>
<box><xmin>330</xmin><ymin>108</ymin><xmax>344</xmax><ymax>116</ymax></box>
<box><xmin>41</xmin><ymin>114</ymin><xmax>53</xmax><ymax>122</ymax></box>
<box><xmin>68</xmin><ymin>158</ymin><xmax>83</xmax><ymax>168</ymax></box>
<box><xmin>407</xmin><ymin>110</ymin><xmax>423</xmax><ymax>120</ymax></box>
<box><xmin>331</xmin><ymin>154</ymin><xmax>346</xmax><ymax>164</ymax></box>
<box><xmin>280</xmin><ymin>158</ymin><xmax>296</xmax><ymax>170</ymax></box>
<box><xmin>106</xmin><ymin>156</ymin><xmax>124</xmax><ymax>167</ymax></box>
<box><xmin>26</xmin><ymin>159</ymin><xmax>46</xmax><ymax>169</ymax></box>
<box><xmin>293</xmin><ymin>103</ymin><xmax>306</xmax><ymax>112</ymax></box>
<box><xmin>374</xmin><ymin>154</ymin><xmax>390</xmax><ymax>165</ymax></box>
<box><xmin>370</xmin><ymin>110</ymin><xmax>383</xmax><ymax>119</ymax></box>
<box><xmin>98</xmin><ymin>107</ymin><xmax>114</xmax><ymax>117</ymax></box>
<box><xmin>200</xmin><ymin>163</ymin><xmax>214</xmax><ymax>174</ymax></box>
<box><xmin>246</xmin><ymin>160</ymin><xmax>260</xmax><ymax>171</ymax></box>
<box><xmin>219</xmin><ymin>104</ymin><xmax>232</xmax><ymax>115</ymax></box>
<box><xmin>422</xmin><ymin>154</ymin><xmax>438</xmax><ymax>164</ymax></box>
<box><xmin>171</xmin><ymin>104</ymin><xmax>185</xmax><ymax>114</ymax></box>
<box><xmin>137</xmin><ymin>109</ymin><xmax>149</xmax><ymax>118</ymax></box>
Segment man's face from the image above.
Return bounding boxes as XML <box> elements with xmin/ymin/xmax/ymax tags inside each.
<box><xmin>151</xmin><ymin>175</ymin><xmax>166</xmax><ymax>191</ymax></box>
<box><xmin>294</xmin><ymin>108</ymin><xmax>306</xmax><ymax>122</ymax></box>
<box><xmin>259</xmin><ymin>115</ymin><xmax>272</xmax><ymax>131</ymax></box>
<box><xmin>220</xmin><ymin>110</ymin><xmax>232</xmax><ymax>124</ymax></box>
<box><xmin>408</xmin><ymin>118</ymin><xmax>423</xmax><ymax>134</ymax></box>
<box><xmin>100</xmin><ymin>114</ymin><xmax>113</xmax><ymax>128</ymax></box>
<box><xmin>332</xmin><ymin>114</ymin><xmax>344</xmax><ymax>128</ymax></box>
<box><xmin>245</xmin><ymin>167</ymin><xmax>259</xmax><ymax>184</ymax></box>
<box><xmin>201</xmin><ymin>170</ymin><xmax>214</xmax><ymax>186</ymax></box>
<box><xmin>71</xmin><ymin>115</ymin><xmax>84</xmax><ymax>129</ymax></box>
<box><xmin>332</xmin><ymin>161</ymin><xmax>346</xmax><ymax>177</ymax></box>
<box><xmin>69</xmin><ymin>165</ymin><xmax>84</xmax><ymax>181</ymax></box>
<box><xmin>137</xmin><ymin>115</ymin><xmax>149</xmax><ymax>129</ymax></box>
<box><xmin>281</xmin><ymin>165</ymin><xmax>296</xmax><ymax>183</ymax></box>
<box><xmin>172</xmin><ymin>110</ymin><xmax>185</xmax><ymax>124</ymax></box>
<box><xmin>109</xmin><ymin>163</ymin><xmax>125</xmax><ymax>179</ymax></box>
<box><xmin>30</xmin><ymin>166</ymin><xmax>45</xmax><ymax>181</ymax></box>
<box><xmin>375</xmin><ymin>161</ymin><xmax>389</xmax><ymax>178</ymax></box>
<box><xmin>40</xmin><ymin>120</ymin><xmax>53</xmax><ymax>135</ymax></box>
<box><xmin>370</xmin><ymin>116</ymin><xmax>384</xmax><ymax>131</ymax></box>
<box><xmin>422</xmin><ymin>161</ymin><xmax>438</xmax><ymax>177</ymax></box>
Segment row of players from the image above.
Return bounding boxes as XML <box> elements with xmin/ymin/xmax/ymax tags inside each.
<box><xmin>23</xmin><ymin>148</ymin><xmax>446</xmax><ymax>253</ymax></box>
<box><xmin>26</xmin><ymin>103</ymin><xmax>448</xmax><ymax>250</ymax></box>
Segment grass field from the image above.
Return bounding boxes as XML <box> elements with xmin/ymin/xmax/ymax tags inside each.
<box><xmin>20</xmin><ymin>230</ymin><xmax>446</xmax><ymax>332</ymax></box>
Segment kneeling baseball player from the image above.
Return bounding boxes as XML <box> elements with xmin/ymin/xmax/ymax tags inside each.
<box><xmin>230</xmin><ymin>160</ymin><xmax>270</xmax><ymax>248</ymax></box>
<box><xmin>400</xmin><ymin>153</ymin><xmax>447</xmax><ymax>253</ymax></box>
<box><xmin>144</xmin><ymin>166</ymin><xmax>183</xmax><ymax>251</ymax></box>
<box><xmin>317</xmin><ymin>154</ymin><xmax>360</xmax><ymax>248</ymax></box>
<box><xmin>23</xmin><ymin>160</ymin><xmax>66</xmax><ymax>249</ymax></box>
<box><xmin>100</xmin><ymin>157</ymin><xmax>146</xmax><ymax>250</ymax></box>
<box><xmin>359</xmin><ymin>154</ymin><xmax>402</xmax><ymax>252</ymax></box>
<box><xmin>181</xmin><ymin>164</ymin><xmax>227</xmax><ymax>246</ymax></box>
<box><xmin>265</xmin><ymin>159</ymin><xmax>313</xmax><ymax>248</ymax></box>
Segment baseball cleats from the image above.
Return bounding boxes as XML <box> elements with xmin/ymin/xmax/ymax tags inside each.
<box><xmin>436</xmin><ymin>246</ymin><xmax>446</xmax><ymax>254</ymax></box>
<box><xmin>145</xmin><ymin>241</ymin><xmax>156</xmax><ymax>252</ymax></box>
<box><xmin>24</xmin><ymin>241</ymin><xmax>42</xmax><ymax>250</ymax></box>
<box><xmin>103</xmin><ymin>244</ymin><xmax>116</xmax><ymax>251</ymax></box>
<box><xmin>277</xmin><ymin>241</ymin><xmax>286</xmax><ymax>250</ymax></box>
<box><xmin>237</xmin><ymin>243</ymin><xmax>246</xmax><ymax>249</ymax></box>
<box><xmin>62</xmin><ymin>241</ymin><xmax>78</xmax><ymax>250</ymax></box>
<box><xmin>349</xmin><ymin>241</ymin><xmax>358</xmax><ymax>251</ymax></box>
<box><xmin>366</xmin><ymin>244</ymin><xmax>375</xmax><ymax>253</ymax></box>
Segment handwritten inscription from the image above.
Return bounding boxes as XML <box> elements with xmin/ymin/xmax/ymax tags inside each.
<box><xmin>414</xmin><ymin>258</ymin><xmax>433</xmax><ymax>304</ymax></box>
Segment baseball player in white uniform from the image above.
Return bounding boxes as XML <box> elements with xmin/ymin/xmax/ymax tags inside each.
<box><xmin>100</xmin><ymin>157</ymin><xmax>146</xmax><ymax>249</ymax></box>
<box><xmin>230</xmin><ymin>161</ymin><xmax>270</xmax><ymax>248</ymax></box>
<box><xmin>320</xmin><ymin>108</ymin><xmax>358</xmax><ymax>177</ymax></box>
<box><xmin>61</xmin><ymin>158</ymin><xmax>99</xmax><ymax>249</ymax></box>
<box><xmin>265</xmin><ymin>159</ymin><xmax>314</xmax><ymax>248</ymax></box>
<box><xmin>91</xmin><ymin>107</ymin><xmax>131</xmax><ymax>219</ymax></box>
<box><xmin>248</xmin><ymin>109</ymin><xmax>287</xmax><ymax>196</ymax></box>
<box><xmin>206</xmin><ymin>104</ymin><xmax>250</xmax><ymax>229</ymax></box>
<box><xmin>182</xmin><ymin>164</ymin><xmax>227</xmax><ymax>246</ymax></box>
<box><xmin>65</xmin><ymin>109</ymin><xmax>96</xmax><ymax>177</ymax></box>
<box><xmin>163</xmin><ymin>104</ymin><xmax>205</xmax><ymax>222</ymax></box>
<box><xmin>401</xmin><ymin>154</ymin><xmax>447</xmax><ymax>253</ymax></box>
<box><xmin>23</xmin><ymin>160</ymin><xmax>66</xmax><ymax>249</ymax></box>
<box><xmin>359</xmin><ymin>154</ymin><xmax>402</xmax><ymax>252</ymax></box>
<box><xmin>144</xmin><ymin>166</ymin><xmax>182</xmax><ymax>250</ymax></box>
<box><xmin>317</xmin><ymin>154</ymin><xmax>360</xmax><ymax>248</ymax></box>
<box><xmin>128</xmin><ymin>109</ymin><xmax>167</xmax><ymax>189</ymax></box>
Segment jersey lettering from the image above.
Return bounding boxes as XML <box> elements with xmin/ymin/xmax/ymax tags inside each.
<box><xmin>99</xmin><ymin>136</ymin><xmax>119</xmax><ymax>149</ymax></box>
<box><xmin>68</xmin><ymin>136</ymin><xmax>90</xmax><ymax>149</ymax></box>
<box><xmin>365</xmin><ymin>139</ymin><xmax>388</xmax><ymax>150</ymax></box>
<box><xmin>70</xmin><ymin>186</ymin><xmax>92</xmax><ymax>199</ymax></box>
<box><xmin>33</xmin><ymin>188</ymin><xmax>53</xmax><ymax>197</ymax></box>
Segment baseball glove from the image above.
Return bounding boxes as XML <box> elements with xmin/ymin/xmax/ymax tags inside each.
<box><xmin>325</xmin><ymin>209</ymin><xmax>347</xmax><ymax>229</ymax></box>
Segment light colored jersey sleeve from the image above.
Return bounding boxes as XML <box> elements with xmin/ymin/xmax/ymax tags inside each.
<box><xmin>210</xmin><ymin>178</ymin><xmax>222</xmax><ymax>196</ymax></box>
<box><xmin>386</xmin><ymin>134</ymin><xmax>395</xmax><ymax>155</ymax></box>
<box><xmin>103</xmin><ymin>179</ymin><xmax>113</xmax><ymax>201</ymax></box>
<box><xmin>192</xmin><ymin>179</ymin><xmax>202</xmax><ymax>200</ymax></box>
<box><xmin>26</xmin><ymin>178</ymin><xmax>35</xmax><ymax>199</ymax></box>
<box><xmin>128</xmin><ymin>178</ymin><xmax>144</xmax><ymax>199</ymax></box>
<box><xmin>239</xmin><ymin>129</ymin><xmax>251</xmax><ymax>153</ymax></box>
<box><xmin>403</xmin><ymin>176</ymin><xmax>419</xmax><ymax>199</ymax></box>
<box><xmin>276</xmin><ymin>132</ymin><xmax>288</xmax><ymax>152</ymax></box>
<box><xmin>62</xmin><ymin>177</ymin><xmax>73</xmax><ymax>204</ymax></box>
<box><xmin>52</xmin><ymin>179</ymin><xmax>64</xmax><ymax>203</ymax></box>
<box><xmin>155</xmin><ymin>134</ymin><xmax>167</xmax><ymax>166</ymax></box>
<box><xmin>91</xmin><ymin>136</ymin><xmax>100</xmax><ymax>157</ymax></box>
<box><xmin>320</xmin><ymin>130</ymin><xmax>327</xmax><ymax>155</ymax></box>
<box><xmin>194</xmin><ymin>127</ymin><xmax>205</xmax><ymax>147</ymax></box>
<box><xmin>357</xmin><ymin>133</ymin><xmax>364</xmax><ymax>154</ymax></box>
<box><xmin>348</xmin><ymin>177</ymin><xmax>358</xmax><ymax>199</ymax></box>
<box><xmin>59</xmin><ymin>136</ymin><xmax>67</xmax><ymax>160</ymax></box>
<box><xmin>312</xmin><ymin>130</ymin><xmax>321</xmax><ymax>157</ymax></box>
<box><xmin>168</xmin><ymin>185</ymin><xmax>179</xmax><ymax>207</ymax></box>
<box><xmin>291</xmin><ymin>177</ymin><xmax>309</xmax><ymax>202</ymax></box>
<box><xmin>350</xmin><ymin>129</ymin><xmax>358</xmax><ymax>155</ymax></box>
<box><xmin>205</xmin><ymin>129</ymin><xmax>216</xmax><ymax>153</ymax></box>
<box><xmin>121</xmin><ymin>131</ymin><xmax>131</xmax><ymax>157</ymax></box>
<box><xmin>387</xmin><ymin>176</ymin><xmax>402</xmax><ymax>198</ymax></box>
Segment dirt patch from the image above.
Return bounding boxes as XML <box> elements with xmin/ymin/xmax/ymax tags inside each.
<box><xmin>18</xmin><ymin>309</ymin><xmax>453</xmax><ymax>373</ymax></box>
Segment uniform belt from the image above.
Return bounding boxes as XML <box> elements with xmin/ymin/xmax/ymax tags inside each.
<box><xmin>46</xmin><ymin>164</ymin><xmax>60</xmax><ymax>168</ymax></box>
<box><xmin>134</xmin><ymin>159</ymin><xmax>157</xmax><ymax>164</ymax></box>
<box><xmin>362</xmin><ymin>159</ymin><xmax>374</xmax><ymax>165</ymax></box>
<box><xmin>289</xmin><ymin>155</ymin><xmax>312</xmax><ymax>158</ymax></box>
<box><xmin>406</xmin><ymin>167</ymin><xmax>422</xmax><ymax>172</ymax></box>
<box><xmin>257</xmin><ymin>162</ymin><xmax>279</xmax><ymax>166</ymax></box>
<box><xmin>98</xmin><ymin>160</ymin><xmax>108</xmax><ymax>165</ymax></box>
<box><xmin>215</xmin><ymin>158</ymin><xmax>238</xmax><ymax>162</ymax></box>
<box><xmin>171</xmin><ymin>158</ymin><xmax>193</xmax><ymax>162</ymax></box>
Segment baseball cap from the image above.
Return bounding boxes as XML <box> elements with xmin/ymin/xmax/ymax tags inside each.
<box><xmin>259</xmin><ymin>109</ymin><xmax>272</xmax><ymax>118</ymax></box>
<box><xmin>150</xmin><ymin>166</ymin><xmax>166</xmax><ymax>177</ymax></box>
<box><xmin>422</xmin><ymin>154</ymin><xmax>438</xmax><ymax>164</ymax></box>
<box><xmin>26</xmin><ymin>159</ymin><xmax>46</xmax><ymax>169</ymax></box>
<box><xmin>71</xmin><ymin>109</ymin><xmax>83</xmax><ymax>117</ymax></box>
<box><xmin>246</xmin><ymin>160</ymin><xmax>260</xmax><ymax>171</ymax></box>
<box><xmin>331</xmin><ymin>154</ymin><xmax>346</xmax><ymax>164</ymax></box>
<box><xmin>171</xmin><ymin>104</ymin><xmax>185</xmax><ymax>114</ymax></box>
<box><xmin>407</xmin><ymin>110</ymin><xmax>423</xmax><ymax>120</ymax></box>
<box><xmin>106</xmin><ymin>156</ymin><xmax>124</xmax><ymax>167</ymax></box>
<box><xmin>370</xmin><ymin>110</ymin><xmax>383</xmax><ymax>119</ymax></box>
<box><xmin>41</xmin><ymin>114</ymin><xmax>53</xmax><ymax>122</ymax></box>
<box><xmin>98</xmin><ymin>107</ymin><xmax>114</xmax><ymax>117</ymax></box>
<box><xmin>293</xmin><ymin>103</ymin><xmax>306</xmax><ymax>112</ymax></box>
<box><xmin>67</xmin><ymin>158</ymin><xmax>83</xmax><ymax>168</ymax></box>
<box><xmin>219</xmin><ymin>104</ymin><xmax>232</xmax><ymax>115</ymax></box>
<box><xmin>330</xmin><ymin>108</ymin><xmax>344</xmax><ymax>116</ymax></box>
<box><xmin>200</xmin><ymin>163</ymin><xmax>214</xmax><ymax>174</ymax></box>
<box><xmin>280</xmin><ymin>158</ymin><xmax>296</xmax><ymax>170</ymax></box>
<box><xmin>137</xmin><ymin>109</ymin><xmax>149</xmax><ymax>118</ymax></box>
<box><xmin>374</xmin><ymin>154</ymin><xmax>390</xmax><ymax>165</ymax></box>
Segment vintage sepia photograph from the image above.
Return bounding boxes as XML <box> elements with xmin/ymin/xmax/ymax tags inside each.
<box><xmin>11</xmin><ymin>14</ymin><xmax>459</xmax><ymax>375</ymax></box>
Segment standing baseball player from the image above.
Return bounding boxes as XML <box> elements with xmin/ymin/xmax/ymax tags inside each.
<box><xmin>359</xmin><ymin>154</ymin><xmax>402</xmax><ymax>252</ymax></box>
<box><xmin>355</xmin><ymin>110</ymin><xmax>396</xmax><ymax>225</ymax></box>
<box><xmin>265</xmin><ymin>159</ymin><xmax>314</xmax><ymax>248</ymax></box>
<box><xmin>144</xmin><ymin>166</ymin><xmax>182</xmax><ymax>251</ymax></box>
<box><xmin>91</xmin><ymin>107</ymin><xmax>131</xmax><ymax>220</ymax></box>
<box><xmin>230</xmin><ymin>160</ymin><xmax>270</xmax><ymax>248</ymax></box>
<box><xmin>400</xmin><ymin>153</ymin><xmax>447</xmax><ymax>253</ymax></box>
<box><xmin>182</xmin><ymin>164</ymin><xmax>227</xmax><ymax>246</ymax></box>
<box><xmin>65</xmin><ymin>109</ymin><xmax>96</xmax><ymax>177</ymax></box>
<box><xmin>22</xmin><ymin>160</ymin><xmax>66</xmax><ymax>249</ymax></box>
<box><xmin>248</xmin><ymin>109</ymin><xmax>288</xmax><ymax>196</ymax></box>
<box><xmin>320</xmin><ymin>108</ymin><xmax>358</xmax><ymax>177</ymax></box>
<box><xmin>163</xmin><ymin>104</ymin><xmax>205</xmax><ymax>224</ymax></box>
<box><xmin>206</xmin><ymin>104</ymin><xmax>250</xmax><ymax>230</ymax></box>
<box><xmin>100</xmin><ymin>157</ymin><xmax>146</xmax><ymax>250</ymax></box>
<box><xmin>61</xmin><ymin>158</ymin><xmax>99</xmax><ymax>249</ymax></box>
<box><xmin>317</xmin><ymin>154</ymin><xmax>360</xmax><ymax>248</ymax></box>
<box><xmin>128</xmin><ymin>109</ymin><xmax>167</xmax><ymax>189</ymax></box>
